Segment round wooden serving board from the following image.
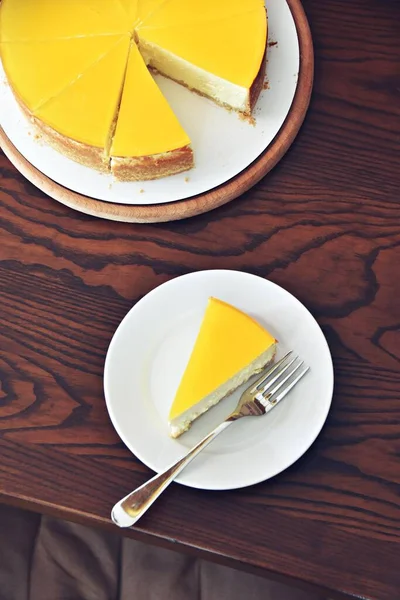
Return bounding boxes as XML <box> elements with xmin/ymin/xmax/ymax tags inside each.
<box><xmin>0</xmin><ymin>0</ymin><xmax>313</xmax><ymax>223</ymax></box>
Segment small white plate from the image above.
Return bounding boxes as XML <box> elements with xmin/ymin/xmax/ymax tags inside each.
<box><xmin>104</xmin><ymin>270</ymin><xmax>334</xmax><ymax>490</ymax></box>
<box><xmin>0</xmin><ymin>0</ymin><xmax>299</xmax><ymax>206</ymax></box>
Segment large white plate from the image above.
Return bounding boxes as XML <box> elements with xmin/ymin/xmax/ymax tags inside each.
<box><xmin>0</xmin><ymin>0</ymin><xmax>299</xmax><ymax>206</ymax></box>
<box><xmin>104</xmin><ymin>270</ymin><xmax>334</xmax><ymax>490</ymax></box>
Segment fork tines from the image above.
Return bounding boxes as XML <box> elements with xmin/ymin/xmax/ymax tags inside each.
<box><xmin>253</xmin><ymin>352</ymin><xmax>309</xmax><ymax>409</ymax></box>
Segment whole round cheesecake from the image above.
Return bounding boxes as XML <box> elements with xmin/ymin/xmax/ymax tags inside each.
<box><xmin>0</xmin><ymin>0</ymin><xmax>267</xmax><ymax>181</ymax></box>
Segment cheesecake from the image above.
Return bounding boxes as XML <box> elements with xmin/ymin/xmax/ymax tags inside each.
<box><xmin>0</xmin><ymin>0</ymin><xmax>267</xmax><ymax>181</ymax></box>
<box><xmin>169</xmin><ymin>297</ymin><xmax>277</xmax><ymax>438</ymax></box>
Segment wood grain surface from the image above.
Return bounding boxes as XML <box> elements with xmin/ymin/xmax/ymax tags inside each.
<box><xmin>0</xmin><ymin>1</ymin><xmax>399</xmax><ymax>599</ymax></box>
<box><xmin>0</xmin><ymin>0</ymin><xmax>314</xmax><ymax>223</ymax></box>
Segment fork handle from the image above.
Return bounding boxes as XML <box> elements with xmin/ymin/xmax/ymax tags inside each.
<box><xmin>111</xmin><ymin>420</ymin><xmax>233</xmax><ymax>528</ymax></box>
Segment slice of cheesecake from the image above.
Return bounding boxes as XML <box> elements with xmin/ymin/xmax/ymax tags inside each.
<box><xmin>110</xmin><ymin>43</ymin><xmax>193</xmax><ymax>181</ymax></box>
<box><xmin>169</xmin><ymin>297</ymin><xmax>277</xmax><ymax>438</ymax></box>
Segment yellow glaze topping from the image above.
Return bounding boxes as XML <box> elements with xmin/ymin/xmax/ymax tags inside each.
<box><xmin>0</xmin><ymin>35</ymin><xmax>124</xmax><ymax>111</ymax></box>
<box><xmin>0</xmin><ymin>0</ymin><xmax>267</xmax><ymax>166</ymax></box>
<box><xmin>112</xmin><ymin>44</ymin><xmax>190</xmax><ymax>157</ymax></box>
<box><xmin>117</xmin><ymin>0</ymin><xmax>138</xmax><ymax>22</ymax></box>
<box><xmin>0</xmin><ymin>0</ymin><xmax>129</xmax><ymax>41</ymax></box>
<box><xmin>139</xmin><ymin>0</ymin><xmax>265</xmax><ymax>28</ymax></box>
<box><xmin>138</xmin><ymin>9</ymin><xmax>266</xmax><ymax>87</ymax></box>
<box><xmin>36</xmin><ymin>36</ymin><xmax>130</xmax><ymax>148</ymax></box>
<box><xmin>117</xmin><ymin>0</ymin><xmax>166</xmax><ymax>27</ymax></box>
<box><xmin>135</xmin><ymin>0</ymin><xmax>167</xmax><ymax>26</ymax></box>
<box><xmin>169</xmin><ymin>298</ymin><xmax>276</xmax><ymax>421</ymax></box>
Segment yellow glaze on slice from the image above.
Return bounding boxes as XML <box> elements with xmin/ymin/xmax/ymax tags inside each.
<box><xmin>169</xmin><ymin>298</ymin><xmax>276</xmax><ymax>421</ymax></box>
<box><xmin>111</xmin><ymin>44</ymin><xmax>190</xmax><ymax>157</ymax></box>
<box><xmin>139</xmin><ymin>0</ymin><xmax>265</xmax><ymax>29</ymax></box>
<box><xmin>0</xmin><ymin>0</ymin><xmax>128</xmax><ymax>42</ymax></box>
<box><xmin>137</xmin><ymin>9</ymin><xmax>267</xmax><ymax>88</ymax></box>
<box><xmin>36</xmin><ymin>36</ymin><xmax>130</xmax><ymax>149</ymax></box>
<box><xmin>0</xmin><ymin>35</ymin><xmax>124</xmax><ymax>111</ymax></box>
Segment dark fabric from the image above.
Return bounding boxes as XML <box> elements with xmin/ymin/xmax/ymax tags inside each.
<box><xmin>0</xmin><ymin>505</ymin><xmax>40</xmax><ymax>600</ymax></box>
<box><xmin>30</xmin><ymin>516</ymin><xmax>120</xmax><ymax>600</ymax></box>
<box><xmin>0</xmin><ymin>505</ymin><xmax>327</xmax><ymax>600</ymax></box>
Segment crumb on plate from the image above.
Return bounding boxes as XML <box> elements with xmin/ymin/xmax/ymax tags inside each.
<box><xmin>239</xmin><ymin>112</ymin><xmax>256</xmax><ymax>126</ymax></box>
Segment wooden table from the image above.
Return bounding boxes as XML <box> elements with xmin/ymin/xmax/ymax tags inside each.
<box><xmin>0</xmin><ymin>0</ymin><xmax>399</xmax><ymax>598</ymax></box>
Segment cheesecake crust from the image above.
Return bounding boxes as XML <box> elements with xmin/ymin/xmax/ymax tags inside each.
<box><xmin>16</xmin><ymin>96</ymin><xmax>108</xmax><ymax>172</ymax></box>
<box><xmin>111</xmin><ymin>145</ymin><xmax>193</xmax><ymax>181</ymax></box>
<box><xmin>32</xmin><ymin>116</ymin><xmax>109</xmax><ymax>172</ymax></box>
<box><xmin>16</xmin><ymin>91</ymin><xmax>193</xmax><ymax>179</ymax></box>
<box><xmin>249</xmin><ymin>48</ymin><xmax>267</xmax><ymax>114</ymax></box>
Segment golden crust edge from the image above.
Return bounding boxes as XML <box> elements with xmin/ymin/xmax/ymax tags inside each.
<box><xmin>111</xmin><ymin>144</ymin><xmax>194</xmax><ymax>181</ymax></box>
<box><xmin>13</xmin><ymin>87</ymin><xmax>193</xmax><ymax>180</ymax></box>
<box><xmin>15</xmin><ymin>95</ymin><xmax>109</xmax><ymax>172</ymax></box>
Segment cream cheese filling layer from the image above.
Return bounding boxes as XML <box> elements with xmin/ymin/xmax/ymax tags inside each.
<box><xmin>137</xmin><ymin>38</ymin><xmax>251</xmax><ymax>113</ymax></box>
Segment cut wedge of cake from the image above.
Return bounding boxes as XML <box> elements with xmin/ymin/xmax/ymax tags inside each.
<box><xmin>169</xmin><ymin>297</ymin><xmax>277</xmax><ymax>438</ymax></box>
<box><xmin>110</xmin><ymin>43</ymin><xmax>193</xmax><ymax>181</ymax></box>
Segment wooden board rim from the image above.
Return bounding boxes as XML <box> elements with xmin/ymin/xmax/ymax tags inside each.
<box><xmin>0</xmin><ymin>0</ymin><xmax>313</xmax><ymax>224</ymax></box>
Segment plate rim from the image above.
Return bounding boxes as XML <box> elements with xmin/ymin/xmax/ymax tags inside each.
<box><xmin>104</xmin><ymin>269</ymin><xmax>334</xmax><ymax>491</ymax></box>
<box><xmin>0</xmin><ymin>0</ymin><xmax>313</xmax><ymax>223</ymax></box>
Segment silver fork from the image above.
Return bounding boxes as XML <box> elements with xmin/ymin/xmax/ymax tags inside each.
<box><xmin>111</xmin><ymin>352</ymin><xmax>309</xmax><ymax>528</ymax></box>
